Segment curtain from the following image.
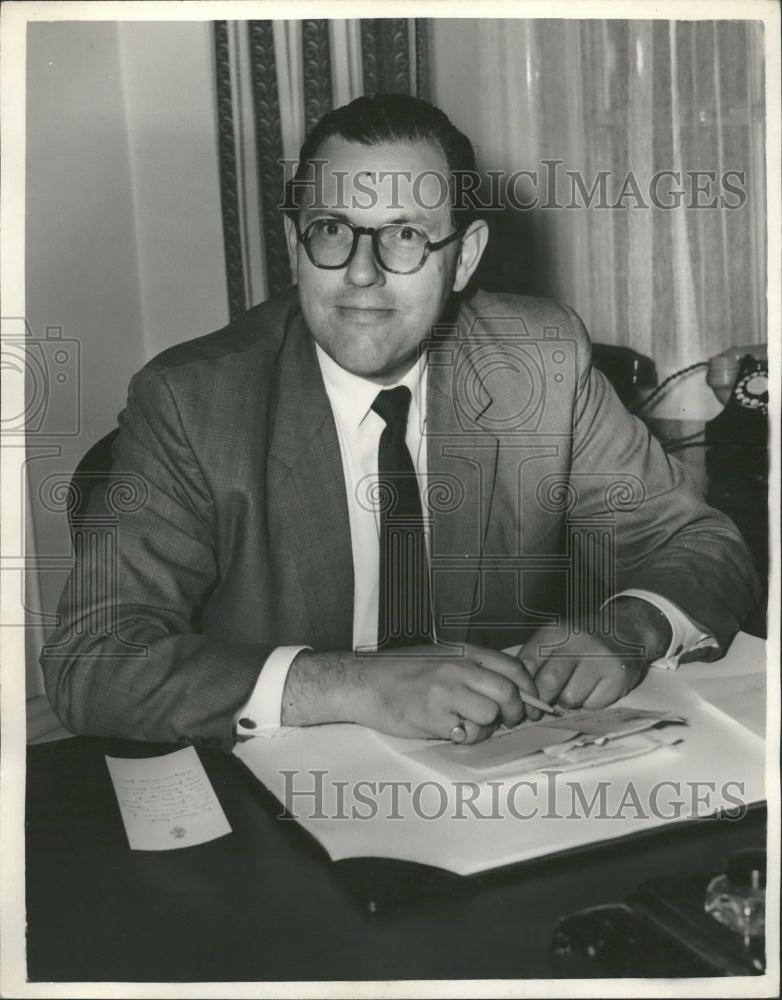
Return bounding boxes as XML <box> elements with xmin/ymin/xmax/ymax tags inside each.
<box><xmin>212</xmin><ymin>17</ymin><xmax>766</xmax><ymax>405</ymax></box>
<box><xmin>213</xmin><ymin>18</ymin><xmax>429</xmax><ymax>315</ymax></box>
<box><xmin>429</xmin><ymin>19</ymin><xmax>766</xmax><ymax>387</ymax></box>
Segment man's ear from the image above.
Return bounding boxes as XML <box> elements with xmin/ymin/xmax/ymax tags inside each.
<box><xmin>452</xmin><ymin>219</ymin><xmax>489</xmax><ymax>293</ymax></box>
<box><xmin>283</xmin><ymin>215</ymin><xmax>299</xmax><ymax>280</ymax></box>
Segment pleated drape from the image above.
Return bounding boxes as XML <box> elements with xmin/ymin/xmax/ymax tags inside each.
<box><xmin>212</xmin><ymin>17</ymin><xmax>765</xmax><ymax>388</ymax></box>
<box><xmin>429</xmin><ymin>18</ymin><xmax>766</xmax><ymax>379</ymax></box>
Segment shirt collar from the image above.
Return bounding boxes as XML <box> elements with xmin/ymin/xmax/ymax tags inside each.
<box><xmin>315</xmin><ymin>341</ymin><xmax>427</xmax><ymax>432</ymax></box>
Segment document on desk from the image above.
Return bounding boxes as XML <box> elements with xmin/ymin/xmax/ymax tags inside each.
<box><xmin>105</xmin><ymin>747</ymin><xmax>231</xmax><ymax>851</ymax></box>
<box><xmin>399</xmin><ymin>707</ymin><xmax>687</xmax><ymax>776</ymax></box>
<box><xmin>685</xmin><ymin>672</ymin><xmax>766</xmax><ymax>738</ymax></box>
<box><xmin>234</xmin><ymin>634</ymin><xmax>767</xmax><ymax>876</ymax></box>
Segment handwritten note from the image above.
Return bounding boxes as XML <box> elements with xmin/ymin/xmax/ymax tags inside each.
<box><xmin>105</xmin><ymin>747</ymin><xmax>231</xmax><ymax>851</ymax></box>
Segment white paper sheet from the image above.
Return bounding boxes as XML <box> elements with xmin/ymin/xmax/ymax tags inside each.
<box><xmin>392</xmin><ymin>706</ymin><xmax>685</xmax><ymax>776</ymax></box>
<box><xmin>544</xmin><ymin>706</ymin><xmax>687</xmax><ymax>739</ymax></box>
<box><xmin>234</xmin><ymin>656</ymin><xmax>766</xmax><ymax>875</ymax></box>
<box><xmin>105</xmin><ymin>747</ymin><xmax>231</xmax><ymax>851</ymax></box>
<box><xmin>685</xmin><ymin>672</ymin><xmax>766</xmax><ymax>738</ymax></box>
<box><xmin>405</xmin><ymin>724</ymin><xmax>579</xmax><ymax>773</ymax></box>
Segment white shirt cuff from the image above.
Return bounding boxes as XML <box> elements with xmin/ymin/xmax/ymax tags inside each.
<box><xmin>235</xmin><ymin>645</ymin><xmax>310</xmax><ymax>737</ymax></box>
<box><xmin>607</xmin><ymin>589</ymin><xmax>718</xmax><ymax>669</ymax></box>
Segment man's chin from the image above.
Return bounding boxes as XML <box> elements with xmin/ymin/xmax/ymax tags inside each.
<box><xmin>333</xmin><ymin>350</ymin><xmax>419</xmax><ymax>384</ymax></box>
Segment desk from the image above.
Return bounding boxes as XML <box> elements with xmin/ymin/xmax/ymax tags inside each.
<box><xmin>26</xmin><ymin>735</ymin><xmax>766</xmax><ymax>983</ymax></box>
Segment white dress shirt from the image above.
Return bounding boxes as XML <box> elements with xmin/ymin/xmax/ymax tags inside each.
<box><xmin>235</xmin><ymin>348</ymin><xmax>716</xmax><ymax>737</ymax></box>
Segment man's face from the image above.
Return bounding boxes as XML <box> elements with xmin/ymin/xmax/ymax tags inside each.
<box><xmin>285</xmin><ymin>137</ymin><xmax>486</xmax><ymax>384</ymax></box>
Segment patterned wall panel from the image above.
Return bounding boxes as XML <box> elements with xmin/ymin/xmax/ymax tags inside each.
<box><xmin>213</xmin><ymin>21</ymin><xmax>248</xmax><ymax>320</ymax></box>
<box><xmin>414</xmin><ymin>20</ymin><xmax>430</xmax><ymax>101</ymax></box>
<box><xmin>360</xmin><ymin>19</ymin><xmax>412</xmax><ymax>95</ymax></box>
<box><xmin>302</xmin><ymin>19</ymin><xmax>333</xmax><ymax>132</ymax></box>
<box><xmin>248</xmin><ymin>20</ymin><xmax>292</xmax><ymax>298</ymax></box>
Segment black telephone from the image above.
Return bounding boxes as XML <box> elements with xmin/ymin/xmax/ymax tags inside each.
<box><xmin>594</xmin><ymin>342</ymin><xmax>768</xmax><ymax>637</ymax></box>
<box><xmin>705</xmin><ymin>343</ymin><xmax>768</xmax><ymax>410</ymax></box>
<box><xmin>705</xmin><ymin>350</ymin><xmax>768</xmax><ymax>476</ymax></box>
<box><xmin>704</xmin><ymin>348</ymin><xmax>768</xmax><ymax>637</ymax></box>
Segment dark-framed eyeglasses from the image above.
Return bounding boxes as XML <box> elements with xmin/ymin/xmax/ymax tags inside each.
<box><xmin>294</xmin><ymin>218</ymin><xmax>462</xmax><ymax>275</ymax></box>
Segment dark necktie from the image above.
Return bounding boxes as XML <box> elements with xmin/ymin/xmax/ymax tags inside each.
<box><xmin>372</xmin><ymin>387</ymin><xmax>432</xmax><ymax>650</ymax></box>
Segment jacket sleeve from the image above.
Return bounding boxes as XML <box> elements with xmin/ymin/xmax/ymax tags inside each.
<box><xmin>562</xmin><ymin>304</ymin><xmax>761</xmax><ymax>655</ymax></box>
<box><xmin>40</xmin><ymin>365</ymin><xmax>275</xmax><ymax>751</ymax></box>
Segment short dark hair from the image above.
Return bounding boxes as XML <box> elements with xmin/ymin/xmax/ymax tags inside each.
<box><xmin>283</xmin><ymin>93</ymin><xmax>480</xmax><ymax>228</ymax></box>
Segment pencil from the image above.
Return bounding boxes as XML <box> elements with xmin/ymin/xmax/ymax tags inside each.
<box><xmin>518</xmin><ymin>689</ymin><xmax>565</xmax><ymax>716</ymax></box>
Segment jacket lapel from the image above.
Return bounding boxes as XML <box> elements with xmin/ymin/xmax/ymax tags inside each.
<box><xmin>265</xmin><ymin>298</ymin><xmax>515</xmax><ymax>650</ymax></box>
<box><xmin>426</xmin><ymin>327</ymin><xmax>499</xmax><ymax>646</ymax></box>
<box><xmin>267</xmin><ymin>310</ymin><xmax>354</xmax><ymax>650</ymax></box>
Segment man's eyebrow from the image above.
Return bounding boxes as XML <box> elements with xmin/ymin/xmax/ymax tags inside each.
<box><xmin>301</xmin><ymin>208</ymin><xmax>441</xmax><ymax>229</ymax></box>
<box><xmin>301</xmin><ymin>209</ymin><xmax>353</xmax><ymax>222</ymax></box>
<box><xmin>386</xmin><ymin>213</ymin><xmax>439</xmax><ymax>228</ymax></box>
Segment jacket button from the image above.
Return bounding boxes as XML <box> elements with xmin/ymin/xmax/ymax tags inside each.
<box><xmin>238</xmin><ymin>717</ymin><xmax>257</xmax><ymax>729</ymax></box>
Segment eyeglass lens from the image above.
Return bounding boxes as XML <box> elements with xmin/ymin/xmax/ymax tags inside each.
<box><xmin>305</xmin><ymin>220</ymin><xmax>428</xmax><ymax>272</ymax></box>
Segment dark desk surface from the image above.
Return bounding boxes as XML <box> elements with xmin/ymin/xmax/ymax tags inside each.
<box><xmin>26</xmin><ymin>736</ymin><xmax>766</xmax><ymax>983</ymax></box>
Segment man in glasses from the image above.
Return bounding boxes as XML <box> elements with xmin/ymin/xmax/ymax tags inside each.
<box><xmin>42</xmin><ymin>95</ymin><xmax>758</xmax><ymax>750</ymax></box>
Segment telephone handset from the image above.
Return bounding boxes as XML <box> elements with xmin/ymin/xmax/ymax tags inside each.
<box><xmin>629</xmin><ymin>342</ymin><xmax>768</xmax><ymax>422</ymax></box>
<box><xmin>705</xmin><ymin>348</ymin><xmax>768</xmax><ymax>452</ymax></box>
<box><xmin>706</xmin><ymin>343</ymin><xmax>768</xmax><ymax>412</ymax></box>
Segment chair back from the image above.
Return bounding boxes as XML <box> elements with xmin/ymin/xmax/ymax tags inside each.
<box><xmin>68</xmin><ymin>428</ymin><xmax>120</xmax><ymax>537</ymax></box>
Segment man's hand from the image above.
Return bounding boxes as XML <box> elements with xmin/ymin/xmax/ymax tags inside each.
<box><xmin>518</xmin><ymin>597</ymin><xmax>673</xmax><ymax>720</ymax></box>
<box><xmin>282</xmin><ymin>643</ymin><xmax>539</xmax><ymax>744</ymax></box>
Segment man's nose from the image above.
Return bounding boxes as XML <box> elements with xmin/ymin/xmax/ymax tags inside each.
<box><xmin>345</xmin><ymin>233</ymin><xmax>385</xmax><ymax>287</ymax></box>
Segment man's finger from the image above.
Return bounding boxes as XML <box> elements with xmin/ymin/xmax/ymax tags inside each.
<box><xmin>513</xmin><ymin>656</ymin><xmax>546</xmax><ymax>720</ymax></box>
<box><xmin>514</xmin><ymin>628</ymin><xmax>566</xmax><ymax>679</ymax></box>
<box><xmin>517</xmin><ymin>653</ymin><xmax>543</xmax><ymax>680</ymax></box>
<box><xmin>459</xmin><ymin>663</ymin><xmax>526</xmax><ymax>728</ymax></box>
<box><xmin>444</xmin><ymin>711</ymin><xmax>497</xmax><ymax>745</ymax></box>
<box><xmin>462</xmin><ymin>719</ymin><xmax>499</xmax><ymax>745</ymax></box>
<box><xmin>582</xmin><ymin>674</ymin><xmax>625</xmax><ymax>709</ymax></box>
<box><xmin>515</xmin><ymin>651</ymin><xmax>548</xmax><ymax>718</ymax></box>
<box><xmin>558</xmin><ymin>663</ymin><xmax>605</xmax><ymax>708</ymax></box>
<box><xmin>468</xmin><ymin>646</ymin><xmax>540</xmax><ymax>701</ymax></box>
<box><xmin>534</xmin><ymin>656</ymin><xmax>578</xmax><ymax>706</ymax></box>
<box><xmin>452</xmin><ymin>688</ymin><xmax>502</xmax><ymax>729</ymax></box>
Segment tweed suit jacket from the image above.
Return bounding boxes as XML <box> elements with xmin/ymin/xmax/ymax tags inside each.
<box><xmin>42</xmin><ymin>288</ymin><xmax>759</xmax><ymax>750</ymax></box>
